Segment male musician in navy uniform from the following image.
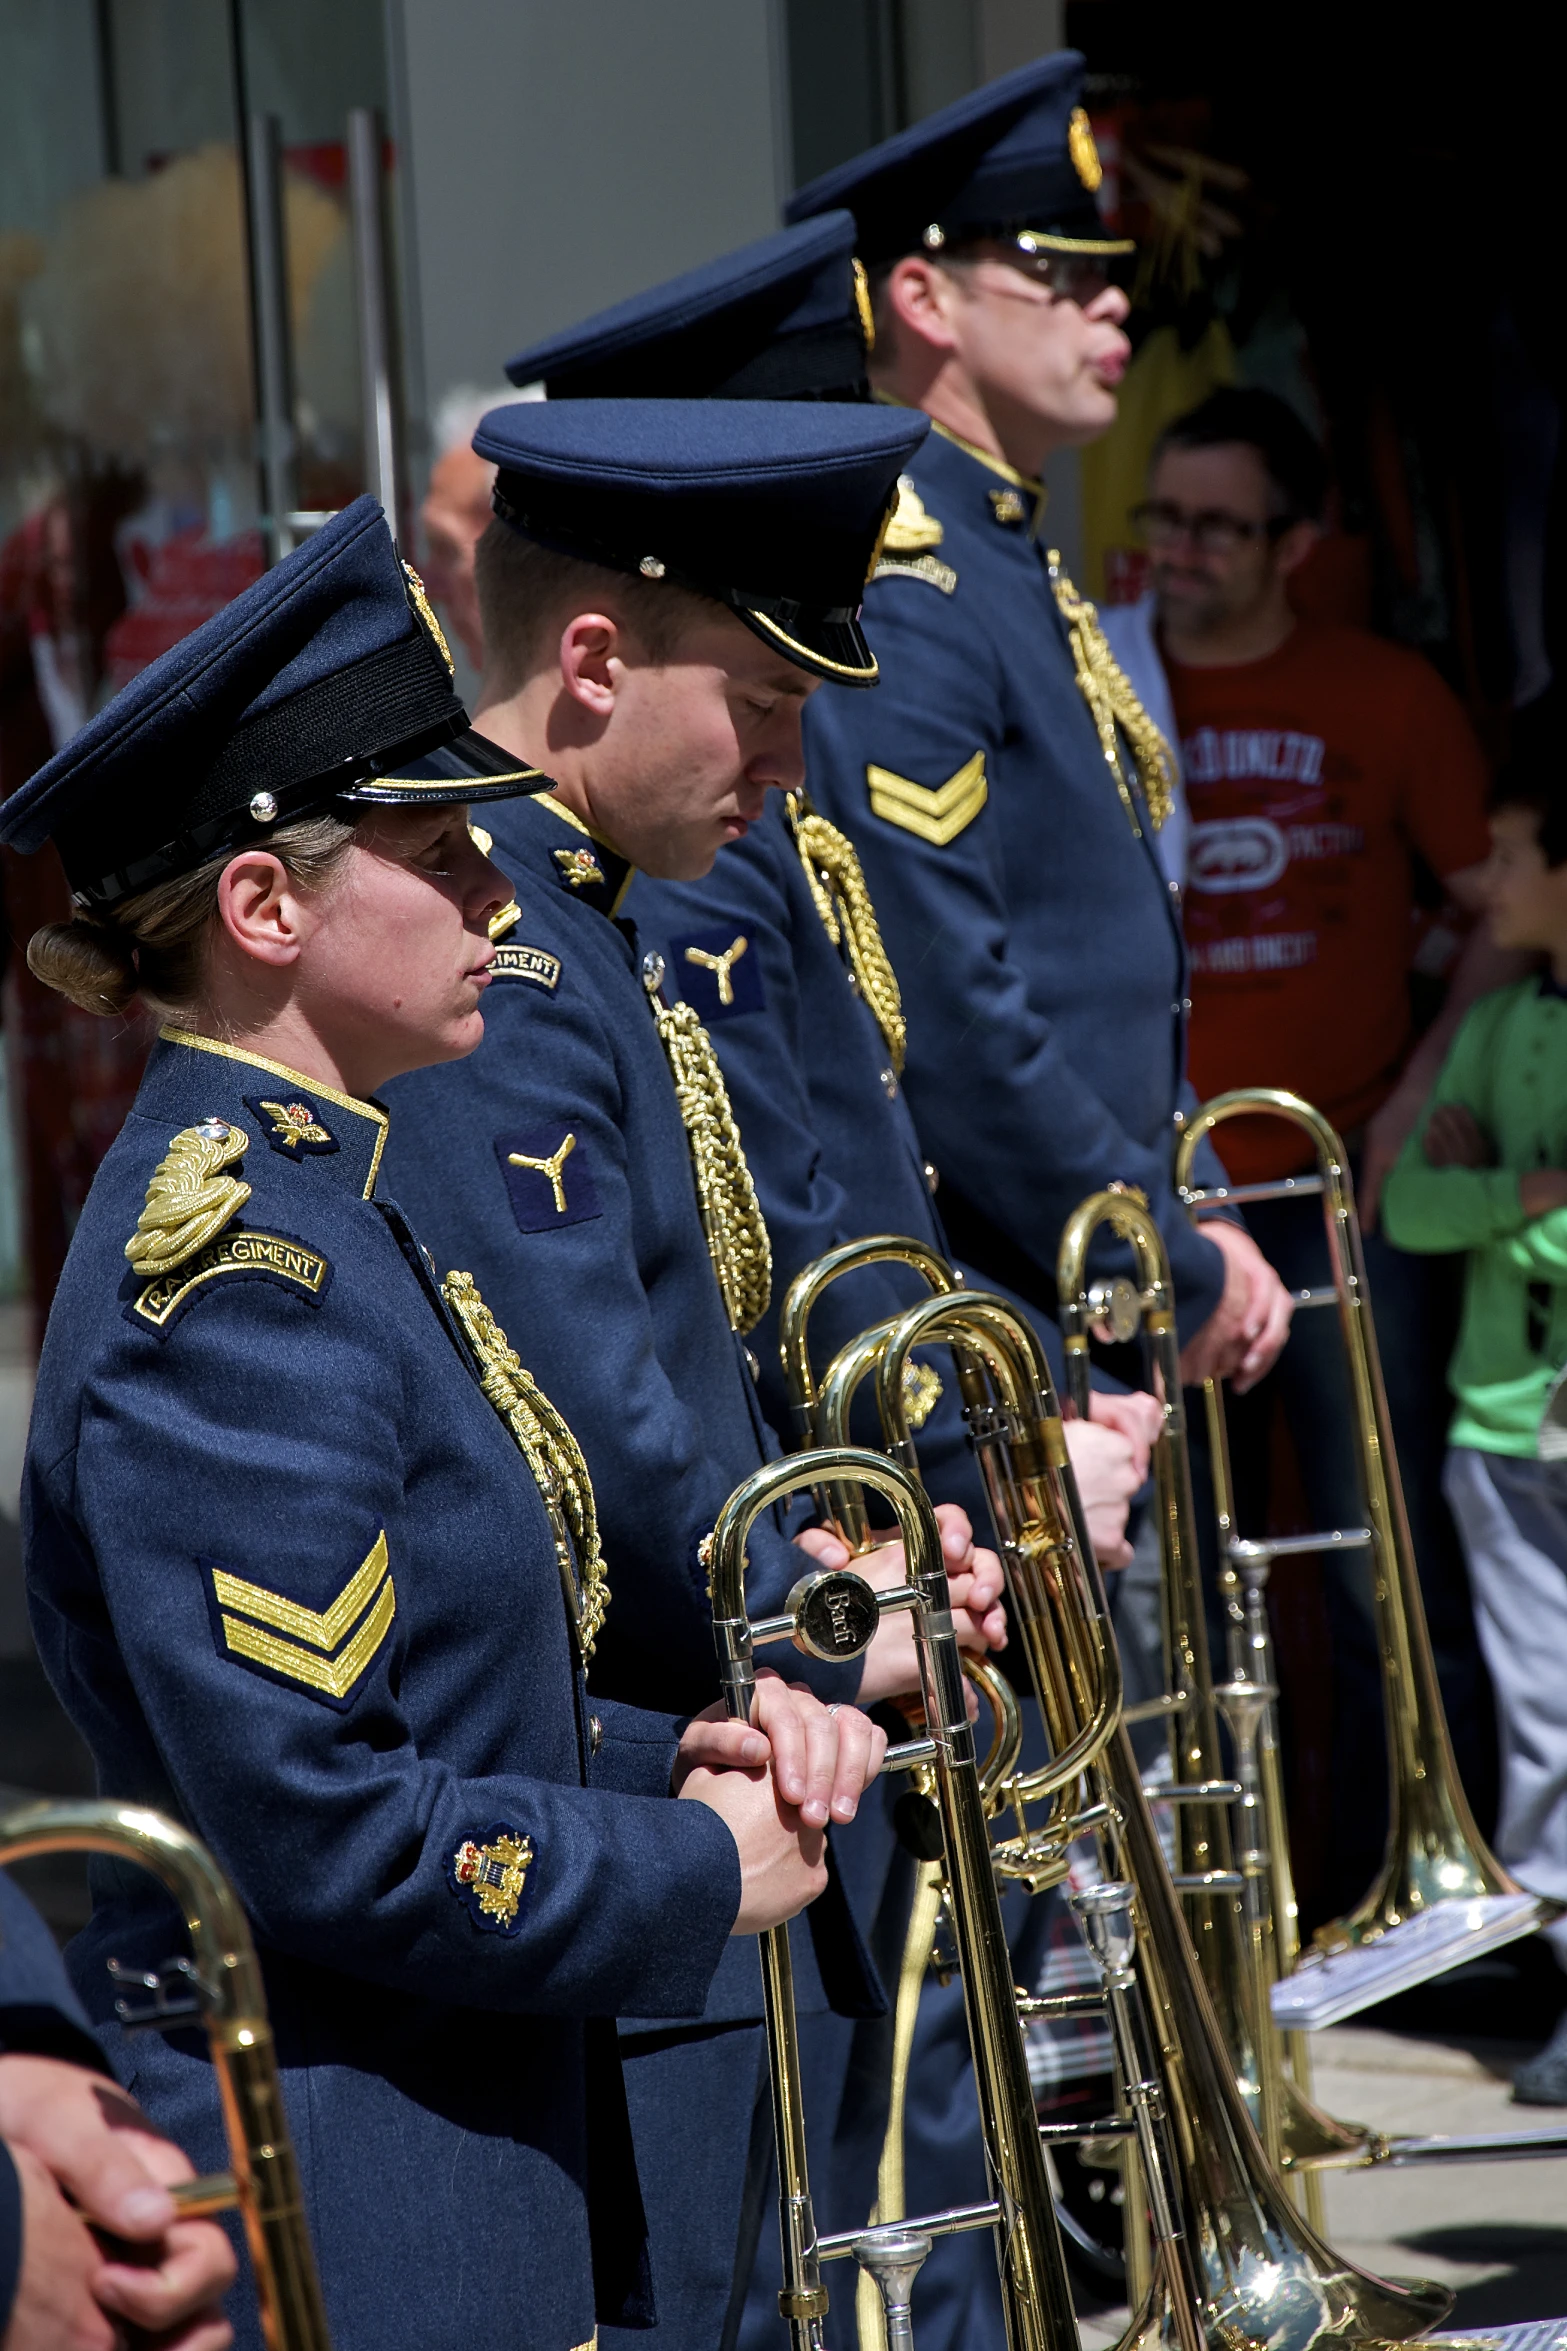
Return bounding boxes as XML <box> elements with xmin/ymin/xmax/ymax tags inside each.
<box><xmin>784</xmin><ymin>55</ymin><xmax>1294</xmax><ymax>1394</ymax></box>
<box><xmin>1</xmin><ymin>501</ymin><xmax>887</xmax><ymax>2351</ymax></box>
<box><xmin>377</xmin><ymin>406</ymin><xmax>1009</xmax><ymax>2347</ymax></box>
<box><xmin>504</xmin><ymin>213</ymin><xmax>1154</xmax><ymax>1569</ymax></box>
<box><xmin>500</xmin><ymin>224</ymin><xmax>1160</xmax><ymax>2345</ymax></box>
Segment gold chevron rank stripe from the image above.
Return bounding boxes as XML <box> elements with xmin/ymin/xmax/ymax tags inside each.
<box><xmin>212</xmin><ymin>1530</ymin><xmax>396</xmax><ymax>1703</ymax></box>
<box><xmin>866</xmin><ymin>750</ymin><xmax>987</xmax><ymax>847</ymax></box>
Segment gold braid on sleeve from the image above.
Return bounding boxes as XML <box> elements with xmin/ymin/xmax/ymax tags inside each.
<box><xmin>650</xmin><ymin>998</ymin><xmax>772</xmax><ymax>1337</ymax></box>
<box><xmin>1046</xmin><ymin>553</ymin><xmax>1175</xmax><ymax>835</ymax></box>
<box><xmin>787</xmin><ymin>792</ymin><xmax>907</xmax><ymax>1075</ymax></box>
<box><xmin>441</xmin><ymin>1271</ymin><xmax>610</xmax><ymax>1659</ymax></box>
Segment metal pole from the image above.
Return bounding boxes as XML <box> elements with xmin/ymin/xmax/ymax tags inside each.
<box><xmin>241</xmin><ymin>111</ymin><xmax>298</xmax><ymax>565</ymax></box>
<box><xmin>347</xmin><ymin>107</ymin><xmax>402</xmax><ymax>531</ymax></box>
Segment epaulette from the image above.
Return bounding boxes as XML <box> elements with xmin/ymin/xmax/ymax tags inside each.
<box><xmin>872</xmin><ymin>475</ymin><xmax>957</xmax><ymax>594</ymax></box>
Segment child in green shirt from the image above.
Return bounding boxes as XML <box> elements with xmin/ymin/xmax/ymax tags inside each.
<box><xmin>1384</xmin><ymin>767</ymin><xmax>1567</xmax><ymax>2101</ymax></box>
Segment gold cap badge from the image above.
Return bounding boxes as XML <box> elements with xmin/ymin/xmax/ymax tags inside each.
<box><xmin>403</xmin><ymin>559</ymin><xmax>455</xmax><ymax>679</ymax></box>
<box><xmin>1068</xmin><ymin>106</ymin><xmax>1103</xmax><ymax>193</ymax></box>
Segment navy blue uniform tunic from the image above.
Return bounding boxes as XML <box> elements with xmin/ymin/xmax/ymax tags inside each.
<box><xmin>801</xmin><ymin>426</ymin><xmax>1228</xmax><ymax>1336</ymax></box>
<box><xmin>22</xmin><ymin>1031</ymin><xmax>738</xmax><ymax>2351</ymax></box>
<box><xmin>626</xmin><ymin>793</ymin><xmax>1085</xmax><ymax>1539</ymax></box>
<box><xmin>381</xmin><ymin>783</ymin><xmax>879</xmax><ymax>2348</ymax></box>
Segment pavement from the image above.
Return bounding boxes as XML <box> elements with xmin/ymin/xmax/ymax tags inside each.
<box><xmin>1077</xmin><ymin>2024</ymin><xmax>1567</xmax><ymax>2346</ymax></box>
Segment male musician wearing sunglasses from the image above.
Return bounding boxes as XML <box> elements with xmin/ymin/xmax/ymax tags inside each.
<box><xmin>786</xmin><ymin>55</ymin><xmax>1294</xmax><ymax>1411</ymax></box>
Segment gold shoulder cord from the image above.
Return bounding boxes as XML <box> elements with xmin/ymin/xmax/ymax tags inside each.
<box><xmin>646</xmin><ymin>987</ymin><xmax>772</xmax><ymax>1337</ymax></box>
<box><xmin>1046</xmin><ymin>554</ymin><xmax>1175</xmax><ymax>839</ymax></box>
<box><xmin>441</xmin><ymin>1271</ymin><xmax>610</xmax><ymax>1660</ymax></box>
<box><xmin>786</xmin><ymin>792</ymin><xmax>907</xmax><ymax>1075</ymax></box>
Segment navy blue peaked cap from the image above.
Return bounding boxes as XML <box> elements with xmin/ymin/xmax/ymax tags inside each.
<box><xmin>474</xmin><ymin>398</ymin><xmax>929</xmax><ymax>686</ymax></box>
<box><xmin>785</xmin><ymin>52</ymin><xmax>1131</xmax><ymax>266</ymax></box>
<box><xmin>0</xmin><ymin>496</ymin><xmax>548</xmax><ymax>908</ymax></box>
<box><xmin>507</xmin><ymin>213</ymin><xmax>873</xmax><ymax>404</ymax></box>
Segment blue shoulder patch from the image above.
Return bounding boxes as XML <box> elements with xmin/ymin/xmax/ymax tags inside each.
<box><xmin>495</xmin><ymin>1127</ymin><xmax>603</xmax><ymax>1232</ymax></box>
<box><xmin>671</xmin><ymin>923</ymin><xmax>765</xmax><ymax>1024</ymax></box>
<box><xmin>447</xmin><ymin>1823</ymin><xmax>536</xmax><ymax>1935</ymax></box>
<box><xmin>242</xmin><ymin>1093</ymin><xmax>340</xmax><ymax>1158</ymax></box>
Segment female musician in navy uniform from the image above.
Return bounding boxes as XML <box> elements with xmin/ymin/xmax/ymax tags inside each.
<box><xmin>0</xmin><ymin>498</ymin><xmax>885</xmax><ymax>2351</ymax></box>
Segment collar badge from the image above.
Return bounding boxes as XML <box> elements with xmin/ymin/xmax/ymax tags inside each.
<box><xmin>553</xmin><ymin>845</ymin><xmax>606</xmax><ymax>891</ymax></box>
<box><xmin>989</xmin><ymin>487</ymin><xmax>1029</xmax><ymax>527</ymax></box>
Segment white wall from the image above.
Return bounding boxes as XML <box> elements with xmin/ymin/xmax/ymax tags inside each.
<box><xmin>389</xmin><ymin>0</ymin><xmax>787</xmax><ymax>462</ymax></box>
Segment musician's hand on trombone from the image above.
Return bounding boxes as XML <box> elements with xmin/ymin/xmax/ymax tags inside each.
<box><xmin>675</xmin><ymin>1673</ymin><xmax>888</xmax><ymax>1932</ymax></box>
<box><xmin>0</xmin><ymin>2052</ymin><xmax>236</xmax><ymax>2349</ymax></box>
<box><xmin>789</xmin><ymin>1505</ymin><xmax>1007</xmax><ymax>1707</ymax></box>
<box><xmin>1178</xmin><ymin>1222</ymin><xmax>1293</xmax><ymax>1394</ymax></box>
<box><xmin>1060</xmin><ymin>1397</ymin><xmax>1160</xmax><ymax>1569</ymax></box>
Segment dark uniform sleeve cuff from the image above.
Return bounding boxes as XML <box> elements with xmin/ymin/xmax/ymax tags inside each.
<box><xmin>1</xmin><ymin>2138</ymin><xmax>21</xmax><ymax>2338</ymax></box>
<box><xmin>589</xmin><ymin>1699</ymin><xmax>685</xmax><ymax>1797</ymax></box>
<box><xmin>0</xmin><ymin>2009</ymin><xmax>116</xmax><ymax>2078</ymax></box>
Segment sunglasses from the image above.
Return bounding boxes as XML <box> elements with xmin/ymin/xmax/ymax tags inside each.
<box><xmin>941</xmin><ymin>233</ymin><xmax>1132</xmax><ymax>308</ymax></box>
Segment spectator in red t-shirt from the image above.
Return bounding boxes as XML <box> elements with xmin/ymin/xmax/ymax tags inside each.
<box><xmin>1136</xmin><ymin>387</ymin><xmax>1522</xmax><ymax>1913</ymax></box>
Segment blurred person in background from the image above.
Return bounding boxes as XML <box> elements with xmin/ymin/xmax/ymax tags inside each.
<box><xmin>1138</xmin><ymin>385</ymin><xmax>1522</xmax><ymax>1912</ymax></box>
<box><xmin>418</xmin><ymin>383</ymin><xmax>533</xmax><ymax>670</ymax></box>
<box><xmin>1385</xmin><ymin>762</ymin><xmax>1567</xmax><ymax>2099</ymax></box>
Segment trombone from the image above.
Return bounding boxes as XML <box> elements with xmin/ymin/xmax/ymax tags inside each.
<box><xmin>816</xmin><ymin>1281</ymin><xmax>1454</xmax><ymax>2351</ymax></box>
<box><xmin>1174</xmin><ymin>1086</ymin><xmax>1523</xmax><ymax>1953</ymax></box>
<box><xmin>0</xmin><ymin>1797</ymin><xmax>332</xmax><ymax>2351</ymax></box>
<box><xmin>709</xmin><ymin>1443</ymin><xmax>1115</xmax><ymax>2351</ymax></box>
<box><xmin>1175</xmin><ymin>1087</ymin><xmax>1567</xmax><ymax>2171</ymax></box>
<box><xmin>1056</xmin><ymin>1189</ymin><xmax>1370</xmax><ymax>2199</ymax></box>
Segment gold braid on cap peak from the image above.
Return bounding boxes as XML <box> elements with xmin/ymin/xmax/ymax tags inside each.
<box><xmin>650</xmin><ymin>999</ymin><xmax>772</xmax><ymax>1336</ymax></box>
<box><xmin>441</xmin><ymin>1271</ymin><xmax>610</xmax><ymax>1659</ymax></box>
<box><xmin>1047</xmin><ymin>556</ymin><xmax>1175</xmax><ymax>834</ymax></box>
<box><xmin>788</xmin><ymin>792</ymin><xmax>906</xmax><ymax>1075</ymax></box>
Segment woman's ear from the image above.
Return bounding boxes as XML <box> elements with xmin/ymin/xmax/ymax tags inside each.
<box><xmin>557</xmin><ymin>612</ymin><xmax>622</xmax><ymax>720</ymax></box>
<box><xmin>215</xmin><ymin>851</ymin><xmax>308</xmax><ymax>967</ymax></box>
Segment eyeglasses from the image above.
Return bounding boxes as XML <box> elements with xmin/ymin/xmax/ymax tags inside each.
<box><xmin>942</xmin><ymin>234</ymin><xmax>1131</xmax><ymax>309</ymax></box>
<box><xmin>1130</xmin><ymin>499</ymin><xmax>1296</xmax><ymax>555</ymax></box>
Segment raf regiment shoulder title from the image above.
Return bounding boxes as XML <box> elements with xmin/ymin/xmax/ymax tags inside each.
<box><xmin>870</xmin><ymin>475</ymin><xmax>957</xmax><ymax>596</ymax></box>
<box><xmin>123</xmin><ymin>1118</ymin><xmax>331</xmax><ymax>1334</ymax></box>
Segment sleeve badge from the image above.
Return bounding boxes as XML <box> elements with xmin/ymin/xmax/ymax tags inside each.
<box><xmin>672</xmin><ymin>925</ymin><xmax>765</xmax><ymax>1023</ymax></box>
<box><xmin>495</xmin><ymin>1127</ymin><xmax>603</xmax><ymax>1232</ymax></box>
<box><xmin>448</xmin><ymin>1824</ymin><xmax>535</xmax><ymax>1934</ymax></box>
<box><xmin>203</xmin><ymin>1529</ymin><xmax>395</xmax><ymax>1708</ymax></box>
<box><xmin>866</xmin><ymin>751</ymin><xmax>988</xmax><ymax>847</ymax></box>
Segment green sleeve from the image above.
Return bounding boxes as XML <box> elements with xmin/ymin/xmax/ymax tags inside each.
<box><xmin>1380</xmin><ymin>1000</ymin><xmax>1528</xmax><ymax>1253</ymax></box>
<box><xmin>1503</xmin><ymin>1210</ymin><xmax>1567</xmax><ymax>1279</ymax></box>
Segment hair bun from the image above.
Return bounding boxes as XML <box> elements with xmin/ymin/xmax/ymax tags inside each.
<box><xmin>27</xmin><ymin>917</ymin><xmax>140</xmax><ymax>1015</ymax></box>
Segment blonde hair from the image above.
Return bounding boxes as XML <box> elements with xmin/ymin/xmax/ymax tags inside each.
<box><xmin>27</xmin><ymin>813</ymin><xmax>357</xmax><ymax>1020</ymax></box>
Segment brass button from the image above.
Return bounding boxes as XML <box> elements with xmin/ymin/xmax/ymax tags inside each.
<box><xmin>881</xmin><ymin>1067</ymin><xmax>899</xmax><ymax>1099</ymax></box>
<box><xmin>924</xmin><ymin>1161</ymin><xmax>940</xmax><ymax>1195</ymax></box>
<box><xmin>588</xmin><ymin>1714</ymin><xmax>603</xmax><ymax>1756</ymax></box>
